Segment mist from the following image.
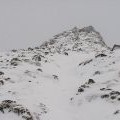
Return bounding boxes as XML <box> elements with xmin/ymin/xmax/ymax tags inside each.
<box><xmin>0</xmin><ymin>0</ymin><xmax>120</xmax><ymax>51</ymax></box>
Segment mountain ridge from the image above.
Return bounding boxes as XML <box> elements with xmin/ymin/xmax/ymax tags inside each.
<box><xmin>0</xmin><ymin>26</ymin><xmax>120</xmax><ymax>120</ymax></box>
<box><xmin>40</xmin><ymin>26</ymin><xmax>109</xmax><ymax>54</ymax></box>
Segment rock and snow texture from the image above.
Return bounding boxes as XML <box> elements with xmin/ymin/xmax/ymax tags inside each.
<box><xmin>0</xmin><ymin>26</ymin><xmax>120</xmax><ymax>120</ymax></box>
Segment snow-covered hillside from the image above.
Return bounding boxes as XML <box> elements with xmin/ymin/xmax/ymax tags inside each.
<box><xmin>0</xmin><ymin>26</ymin><xmax>120</xmax><ymax>120</ymax></box>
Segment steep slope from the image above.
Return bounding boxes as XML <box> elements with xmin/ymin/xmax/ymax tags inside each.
<box><xmin>40</xmin><ymin>26</ymin><xmax>108</xmax><ymax>54</ymax></box>
<box><xmin>0</xmin><ymin>26</ymin><xmax>119</xmax><ymax>120</ymax></box>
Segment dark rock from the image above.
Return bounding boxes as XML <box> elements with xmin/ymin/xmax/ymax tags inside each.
<box><xmin>45</xmin><ymin>52</ymin><xmax>49</xmax><ymax>55</ymax></box>
<box><xmin>28</xmin><ymin>47</ymin><xmax>33</xmax><ymax>51</ymax></box>
<box><xmin>79</xmin><ymin>62</ymin><xmax>83</xmax><ymax>66</ymax></box>
<box><xmin>53</xmin><ymin>75</ymin><xmax>58</xmax><ymax>80</ymax></box>
<box><xmin>113</xmin><ymin>62</ymin><xmax>115</xmax><ymax>64</ymax></box>
<box><xmin>95</xmin><ymin>54</ymin><xmax>107</xmax><ymax>58</ymax></box>
<box><xmin>79</xmin><ymin>59</ymin><xmax>93</xmax><ymax>66</ymax></box>
<box><xmin>4</xmin><ymin>78</ymin><xmax>11</xmax><ymax>81</ymax></box>
<box><xmin>100</xmin><ymin>88</ymin><xmax>106</xmax><ymax>91</ymax></box>
<box><xmin>32</xmin><ymin>55</ymin><xmax>41</xmax><ymax>62</ymax></box>
<box><xmin>117</xmin><ymin>98</ymin><xmax>120</xmax><ymax>101</ymax></box>
<box><xmin>11</xmin><ymin>62</ymin><xmax>18</xmax><ymax>66</ymax></box>
<box><xmin>11</xmin><ymin>49</ymin><xmax>17</xmax><ymax>52</ymax></box>
<box><xmin>111</xmin><ymin>96</ymin><xmax>116</xmax><ymax>100</ymax></box>
<box><xmin>64</xmin><ymin>52</ymin><xmax>68</xmax><ymax>56</ymax></box>
<box><xmin>94</xmin><ymin>71</ymin><xmax>101</xmax><ymax>75</ymax></box>
<box><xmin>106</xmin><ymin>88</ymin><xmax>112</xmax><ymax>91</ymax></box>
<box><xmin>78</xmin><ymin>87</ymin><xmax>84</xmax><ymax>92</ymax></box>
<box><xmin>84</xmin><ymin>59</ymin><xmax>93</xmax><ymax>65</ymax></box>
<box><xmin>11</xmin><ymin>58</ymin><xmax>20</xmax><ymax>61</ymax></box>
<box><xmin>0</xmin><ymin>107</ymin><xmax>4</xmax><ymax>113</ymax></box>
<box><xmin>45</xmin><ymin>60</ymin><xmax>47</xmax><ymax>63</ymax></box>
<box><xmin>100</xmin><ymin>88</ymin><xmax>112</xmax><ymax>91</ymax></box>
<box><xmin>114</xmin><ymin>110</ymin><xmax>120</xmax><ymax>115</ymax></box>
<box><xmin>10</xmin><ymin>58</ymin><xmax>21</xmax><ymax>66</ymax></box>
<box><xmin>0</xmin><ymin>100</ymin><xmax>33</xmax><ymax>120</ymax></box>
<box><xmin>70</xmin><ymin>97</ymin><xmax>74</xmax><ymax>101</ymax></box>
<box><xmin>0</xmin><ymin>71</ymin><xmax>4</xmax><ymax>75</ymax></box>
<box><xmin>35</xmin><ymin>47</ymin><xmax>40</xmax><ymax>50</ymax></box>
<box><xmin>0</xmin><ymin>80</ymin><xmax>4</xmax><ymax>85</ymax></box>
<box><xmin>81</xmin><ymin>84</ymin><xmax>89</xmax><ymax>88</ymax></box>
<box><xmin>37</xmin><ymin>68</ymin><xmax>42</xmax><ymax>72</ymax></box>
<box><xmin>101</xmin><ymin>94</ymin><xmax>109</xmax><ymax>99</ymax></box>
<box><xmin>6</xmin><ymin>60</ymin><xmax>9</xmax><ymax>62</ymax></box>
<box><xmin>110</xmin><ymin>91</ymin><xmax>120</xmax><ymax>96</ymax></box>
<box><xmin>79</xmin><ymin>26</ymin><xmax>95</xmax><ymax>33</ymax></box>
<box><xmin>87</xmin><ymin>79</ymin><xmax>95</xmax><ymax>84</ymax></box>
<box><xmin>49</xmin><ymin>39</ymin><xmax>56</xmax><ymax>45</ymax></box>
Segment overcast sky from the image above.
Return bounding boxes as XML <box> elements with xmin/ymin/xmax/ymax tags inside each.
<box><xmin>0</xmin><ymin>0</ymin><xmax>120</xmax><ymax>51</ymax></box>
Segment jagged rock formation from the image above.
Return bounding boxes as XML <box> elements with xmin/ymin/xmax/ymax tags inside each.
<box><xmin>0</xmin><ymin>100</ymin><xmax>33</xmax><ymax>120</ymax></box>
<box><xmin>40</xmin><ymin>26</ymin><xmax>109</xmax><ymax>54</ymax></box>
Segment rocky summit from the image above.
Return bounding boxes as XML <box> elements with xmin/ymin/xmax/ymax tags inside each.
<box><xmin>0</xmin><ymin>26</ymin><xmax>120</xmax><ymax>120</ymax></box>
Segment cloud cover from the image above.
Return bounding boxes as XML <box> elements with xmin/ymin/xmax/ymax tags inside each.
<box><xmin>0</xmin><ymin>0</ymin><xmax>120</xmax><ymax>51</ymax></box>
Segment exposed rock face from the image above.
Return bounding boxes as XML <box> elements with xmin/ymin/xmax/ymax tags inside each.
<box><xmin>0</xmin><ymin>100</ymin><xmax>33</xmax><ymax>120</ymax></box>
<box><xmin>40</xmin><ymin>26</ymin><xmax>109</xmax><ymax>55</ymax></box>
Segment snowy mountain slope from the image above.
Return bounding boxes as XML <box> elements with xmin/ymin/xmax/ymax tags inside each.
<box><xmin>0</xmin><ymin>26</ymin><xmax>120</xmax><ymax>120</ymax></box>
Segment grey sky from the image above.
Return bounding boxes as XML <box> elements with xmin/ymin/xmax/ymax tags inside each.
<box><xmin>0</xmin><ymin>0</ymin><xmax>120</xmax><ymax>51</ymax></box>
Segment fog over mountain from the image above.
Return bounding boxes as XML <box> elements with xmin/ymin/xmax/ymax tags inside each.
<box><xmin>0</xmin><ymin>0</ymin><xmax>120</xmax><ymax>51</ymax></box>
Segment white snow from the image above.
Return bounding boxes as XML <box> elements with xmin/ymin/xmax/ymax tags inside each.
<box><xmin>0</xmin><ymin>26</ymin><xmax>120</xmax><ymax>120</ymax></box>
